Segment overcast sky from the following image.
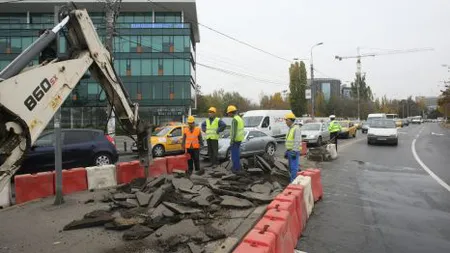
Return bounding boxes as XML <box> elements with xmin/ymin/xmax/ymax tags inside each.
<box><xmin>195</xmin><ymin>0</ymin><xmax>450</xmax><ymax>103</ymax></box>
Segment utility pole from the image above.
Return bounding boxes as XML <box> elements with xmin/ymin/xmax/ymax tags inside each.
<box><xmin>356</xmin><ymin>47</ymin><xmax>361</xmax><ymax>121</ymax></box>
<box><xmin>310</xmin><ymin>42</ymin><xmax>324</xmax><ymax>119</ymax></box>
<box><xmin>104</xmin><ymin>0</ymin><xmax>122</xmax><ymax>143</ymax></box>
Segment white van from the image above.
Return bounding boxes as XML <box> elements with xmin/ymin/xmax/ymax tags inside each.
<box><xmin>367</xmin><ymin>113</ymin><xmax>387</xmax><ymax>121</ymax></box>
<box><xmin>242</xmin><ymin>110</ymin><xmax>291</xmax><ymax>138</ymax></box>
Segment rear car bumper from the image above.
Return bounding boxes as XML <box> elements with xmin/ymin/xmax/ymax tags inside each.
<box><xmin>368</xmin><ymin>136</ymin><xmax>397</xmax><ymax>144</ymax></box>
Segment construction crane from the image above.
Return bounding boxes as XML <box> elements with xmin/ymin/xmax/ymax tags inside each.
<box><xmin>335</xmin><ymin>47</ymin><xmax>434</xmax><ymax>120</ymax></box>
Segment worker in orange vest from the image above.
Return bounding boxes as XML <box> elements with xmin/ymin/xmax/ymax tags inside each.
<box><xmin>182</xmin><ymin>116</ymin><xmax>204</xmax><ymax>175</ymax></box>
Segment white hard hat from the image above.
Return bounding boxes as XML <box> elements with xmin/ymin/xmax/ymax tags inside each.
<box><xmin>330</xmin><ymin>115</ymin><xmax>336</xmax><ymax>119</ymax></box>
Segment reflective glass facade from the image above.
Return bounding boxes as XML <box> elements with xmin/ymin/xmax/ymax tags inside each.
<box><xmin>0</xmin><ymin>9</ymin><xmax>197</xmax><ymax>126</ymax></box>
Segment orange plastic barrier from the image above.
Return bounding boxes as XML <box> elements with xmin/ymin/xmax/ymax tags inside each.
<box><xmin>233</xmin><ymin>228</ymin><xmax>276</xmax><ymax>253</ymax></box>
<box><xmin>299</xmin><ymin>168</ymin><xmax>323</xmax><ymax>202</ymax></box>
<box><xmin>284</xmin><ymin>185</ymin><xmax>308</xmax><ymax>231</ymax></box>
<box><xmin>254</xmin><ymin>215</ymin><xmax>295</xmax><ymax>253</ymax></box>
<box><xmin>15</xmin><ymin>172</ymin><xmax>54</xmax><ymax>204</ymax></box>
<box><xmin>61</xmin><ymin>168</ymin><xmax>87</xmax><ymax>194</ymax></box>
<box><xmin>267</xmin><ymin>199</ymin><xmax>301</xmax><ymax>239</ymax></box>
<box><xmin>264</xmin><ymin>208</ymin><xmax>297</xmax><ymax>248</ymax></box>
<box><xmin>117</xmin><ymin>161</ymin><xmax>144</xmax><ymax>184</ymax></box>
<box><xmin>301</xmin><ymin>142</ymin><xmax>307</xmax><ymax>156</ymax></box>
<box><xmin>149</xmin><ymin>157</ymin><xmax>168</xmax><ymax>177</ymax></box>
<box><xmin>166</xmin><ymin>154</ymin><xmax>189</xmax><ymax>174</ymax></box>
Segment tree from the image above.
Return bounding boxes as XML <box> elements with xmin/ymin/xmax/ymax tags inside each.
<box><xmin>314</xmin><ymin>91</ymin><xmax>327</xmax><ymax>117</ymax></box>
<box><xmin>438</xmin><ymin>84</ymin><xmax>450</xmax><ymax>121</ymax></box>
<box><xmin>260</xmin><ymin>92</ymin><xmax>290</xmax><ymax>109</ymax></box>
<box><xmin>289</xmin><ymin>61</ymin><xmax>307</xmax><ymax>117</ymax></box>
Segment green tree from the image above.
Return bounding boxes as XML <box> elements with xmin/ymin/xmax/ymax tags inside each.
<box><xmin>289</xmin><ymin>61</ymin><xmax>307</xmax><ymax>116</ymax></box>
<box><xmin>314</xmin><ymin>91</ymin><xmax>327</xmax><ymax>117</ymax></box>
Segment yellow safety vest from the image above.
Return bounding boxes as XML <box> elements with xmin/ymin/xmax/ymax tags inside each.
<box><xmin>206</xmin><ymin>118</ymin><xmax>220</xmax><ymax>140</ymax></box>
<box><xmin>232</xmin><ymin>115</ymin><xmax>245</xmax><ymax>142</ymax></box>
<box><xmin>285</xmin><ymin>125</ymin><xmax>301</xmax><ymax>152</ymax></box>
<box><xmin>329</xmin><ymin>120</ymin><xmax>341</xmax><ymax>133</ymax></box>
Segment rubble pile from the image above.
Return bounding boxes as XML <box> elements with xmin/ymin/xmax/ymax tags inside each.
<box><xmin>63</xmin><ymin>155</ymin><xmax>291</xmax><ymax>252</ymax></box>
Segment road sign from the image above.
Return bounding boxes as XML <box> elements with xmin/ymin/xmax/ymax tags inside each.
<box><xmin>305</xmin><ymin>89</ymin><xmax>311</xmax><ymax>99</ymax></box>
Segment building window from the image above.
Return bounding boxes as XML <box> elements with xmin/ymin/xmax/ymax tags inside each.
<box><xmin>152</xmin><ymin>36</ymin><xmax>162</xmax><ymax>52</ymax></box>
<box><xmin>174</xmin><ymin>59</ymin><xmax>184</xmax><ymax>75</ymax></box>
<box><xmin>142</xmin><ymin>59</ymin><xmax>151</xmax><ymax>75</ymax></box>
<box><xmin>151</xmin><ymin>59</ymin><xmax>158</xmax><ymax>76</ymax></box>
<box><xmin>163</xmin><ymin>59</ymin><xmax>174</xmax><ymax>76</ymax></box>
<box><xmin>155</xmin><ymin>12</ymin><xmax>181</xmax><ymax>23</ymax></box>
<box><xmin>131</xmin><ymin>59</ymin><xmax>141</xmax><ymax>76</ymax></box>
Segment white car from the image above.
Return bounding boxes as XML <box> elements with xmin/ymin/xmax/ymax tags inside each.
<box><xmin>367</xmin><ymin>119</ymin><xmax>398</xmax><ymax>146</ymax></box>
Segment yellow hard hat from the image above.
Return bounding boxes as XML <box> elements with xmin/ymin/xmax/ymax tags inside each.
<box><xmin>285</xmin><ymin>112</ymin><xmax>296</xmax><ymax>120</ymax></box>
<box><xmin>187</xmin><ymin>116</ymin><xmax>195</xmax><ymax>124</ymax></box>
<box><xmin>208</xmin><ymin>107</ymin><xmax>217</xmax><ymax>113</ymax></box>
<box><xmin>227</xmin><ymin>105</ymin><xmax>237</xmax><ymax>113</ymax></box>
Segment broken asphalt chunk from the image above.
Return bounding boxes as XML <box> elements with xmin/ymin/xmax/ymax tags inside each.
<box><xmin>122</xmin><ymin>225</ymin><xmax>153</xmax><ymax>240</ymax></box>
<box><xmin>148</xmin><ymin>186</ymin><xmax>168</xmax><ymax>208</ymax></box>
<box><xmin>240</xmin><ymin>192</ymin><xmax>273</xmax><ymax>203</ymax></box>
<box><xmin>84</xmin><ymin>210</ymin><xmax>110</xmax><ymax>219</ymax></box>
<box><xmin>188</xmin><ymin>242</ymin><xmax>205</xmax><ymax>253</ymax></box>
<box><xmin>172</xmin><ymin>177</ymin><xmax>194</xmax><ymax>190</ymax></box>
<box><xmin>203</xmin><ymin>225</ymin><xmax>226</xmax><ymax>240</ymax></box>
<box><xmin>274</xmin><ymin>160</ymin><xmax>288</xmax><ymax>172</ymax></box>
<box><xmin>150</xmin><ymin>219</ymin><xmax>208</xmax><ymax>244</ymax></box>
<box><xmin>135</xmin><ymin>191</ymin><xmax>152</xmax><ymax>207</ymax></box>
<box><xmin>220</xmin><ymin>195</ymin><xmax>253</xmax><ymax>208</ymax></box>
<box><xmin>113</xmin><ymin>193</ymin><xmax>136</xmax><ymax>201</ymax></box>
<box><xmin>162</xmin><ymin>202</ymin><xmax>202</xmax><ymax>215</ymax></box>
<box><xmin>256</xmin><ymin>155</ymin><xmax>272</xmax><ymax>172</ymax></box>
<box><xmin>63</xmin><ymin>215</ymin><xmax>113</xmax><ymax>231</ymax></box>
<box><xmin>178</xmin><ymin>187</ymin><xmax>199</xmax><ymax>195</ymax></box>
<box><xmin>251</xmin><ymin>183</ymin><xmax>272</xmax><ymax>194</ymax></box>
<box><xmin>247</xmin><ymin>168</ymin><xmax>264</xmax><ymax>175</ymax></box>
<box><xmin>104</xmin><ymin>217</ymin><xmax>144</xmax><ymax>231</ymax></box>
<box><xmin>147</xmin><ymin>176</ymin><xmax>166</xmax><ymax>189</ymax></box>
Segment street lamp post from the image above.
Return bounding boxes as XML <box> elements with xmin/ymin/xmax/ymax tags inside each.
<box><xmin>310</xmin><ymin>42</ymin><xmax>324</xmax><ymax>119</ymax></box>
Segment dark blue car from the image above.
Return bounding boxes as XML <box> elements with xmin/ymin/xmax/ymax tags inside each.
<box><xmin>17</xmin><ymin>129</ymin><xmax>118</xmax><ymax>175</ymax></box>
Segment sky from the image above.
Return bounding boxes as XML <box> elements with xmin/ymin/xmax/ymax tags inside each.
<box><xmin>195</xmin><ymin>0</ymin><xmax>450</xmax><ymax>103</ymax></box>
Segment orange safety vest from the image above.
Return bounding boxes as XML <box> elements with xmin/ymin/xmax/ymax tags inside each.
<box><xmin>184</xmin><ymin>127</ymin><xmax>201</xmax><ymax>149</ymax></box>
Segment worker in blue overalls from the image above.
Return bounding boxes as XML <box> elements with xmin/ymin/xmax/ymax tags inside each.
<box><xmin>284</xmin><ymin>112</ymin><xmax>302</xmax><ymax>182</ymax></box>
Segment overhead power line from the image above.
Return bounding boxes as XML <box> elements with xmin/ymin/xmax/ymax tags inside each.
<box><xmin>147</xmin><ymin>0</ymin><xmax>293</xmax><ymax>63</ymax></box>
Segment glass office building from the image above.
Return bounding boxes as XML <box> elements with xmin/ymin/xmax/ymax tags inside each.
<box><xmin>0</xmin><ymin>0</ymin><xmax>199</xmax><ymax>128</ymax></box>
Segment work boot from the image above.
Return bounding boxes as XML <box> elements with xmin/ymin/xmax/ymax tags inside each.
<box><xmin>195</xmin><ymin>168</ymin><xmax>205</xmax><ymax>175</ymax></box>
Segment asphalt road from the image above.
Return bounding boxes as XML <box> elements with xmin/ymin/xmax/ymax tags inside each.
<box><xmin>297</xmin><ymin>123</ymin><xmax>450</xmax><ymax>253</ymax></box>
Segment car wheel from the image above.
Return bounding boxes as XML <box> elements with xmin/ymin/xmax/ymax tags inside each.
<box><xmin>367</xmin><ymin>140</ymin><xmax>372</xmax><ymax>145</ymax></box>
<box><xmin>153</xmin><ymin>145</ymin><xmax>165</xmax><ymax>157</ymax></box>
<box><xmin>265</xmin><ymin>143</ymin><xmax>276</xmax><ymax>156</ymax></box>
<box><xmin>393</xmin><ymin>140</ymin><xmax>398</xmax><ymax>146</ymax></box>
<box><xmin>94</xmin><ymin>153</ymin><xmax>112</xmax><ymax>166</ymax></box>
<box><xmin>317</xmin><ymin>136</ymin><xmax>322</xmax><ymax>147</ymax></box>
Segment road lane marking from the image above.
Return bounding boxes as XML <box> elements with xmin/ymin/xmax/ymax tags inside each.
<box><xmin>411</xmin><ymin>132</ymin><xmax>450</xmax><ymax>192</ymax></box>
<box><xmin>431</xmin><ymin>132</ymin><xmax>445</xmax><ymax>136</ymax></box>
<box><xmin>340</xmin><ymin>137</ymin><xmax>365</xmax><ymax>150</ymax></box>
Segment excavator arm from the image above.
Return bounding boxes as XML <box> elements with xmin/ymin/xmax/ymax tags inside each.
<box><xmin>0</xmin><ymin>7</ymin><xmax>151</xmax><ymax>190</ymax></box>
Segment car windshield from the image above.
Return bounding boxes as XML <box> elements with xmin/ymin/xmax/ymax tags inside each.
<box><xmin>153</xmin><ymin>127</ymin><xmax>172</xmax><ymax>137</ymax></box>
<box><xmin>370</xmin><ymin>120</ymin><xmax>396</xmax><ymax>128</ymax></box>
<box><xmin>243</xmin><ymin>116</ymin><xmax>263</xmax><ymax>127</ymax></box>
<box><xmin>338</xmin><ymin>122</ymin><xmax>349</xmax><ymax>128</ymax></box>
<box><xmin>302</xmin><ymin>124</ymin><xmax>321</xmax><ymax>131</ymax></box>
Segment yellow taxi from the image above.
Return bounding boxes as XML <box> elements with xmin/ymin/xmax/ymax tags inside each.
<box><xmin>337</xmin><ymin>120</ymin><xmax>358</xmax><ymax>139</ymax></box>
<box><xmin>395</xmin><ymin>119</ymin><xmax>403</xmax><ymax>128</ymax></box>
<box><xmin>150</xmin><ymin>125</ymin><xmax>187</xmax><ymax>157</ymax></box>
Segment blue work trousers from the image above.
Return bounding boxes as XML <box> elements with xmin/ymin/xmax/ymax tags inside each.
<box><xmin>231</xmin><ymin>141</ymin><xmax>241</xmax><ymax>172</ymax></box>
<box><xmin>288</xmin><ymin>151</ymin><xmax>300</xmax><ymax>182</ymax></box>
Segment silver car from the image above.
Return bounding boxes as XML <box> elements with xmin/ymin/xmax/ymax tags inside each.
<box><xmin>200</xmin><ymin>129</ymin><xmax>277</xmax><ymax>160</ymax></box>
<box><xmin>301</xmin><ymin>122</ymin><xmax>330</xmax><ymax>146</ymax></box>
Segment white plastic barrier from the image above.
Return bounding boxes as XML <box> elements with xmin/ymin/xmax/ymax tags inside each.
<box><xmin>0</xmin><ymin>180</ymin><xmax>11</xmax><ymax>208</ymax></box>
<box><xmin>292</xmin><ymin>175</ymin><xmax>314</xmax><ymax>218</ymax></box>
<box><xmin>86</xmin><ymin>165</ymin><xmax>117</xmax><ymax>190</ymax></box>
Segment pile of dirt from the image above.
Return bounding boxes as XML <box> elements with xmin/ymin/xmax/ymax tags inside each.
<box><xmin>63</xmin><ymin>155</ymin><xmax>291</xmax><ymax>253</ymax></box>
